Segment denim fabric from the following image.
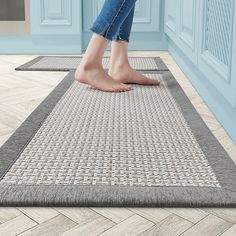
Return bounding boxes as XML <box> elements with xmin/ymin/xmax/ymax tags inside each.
<box><xmin>90</xmin><ymin>0</ymin><xmax>137</xmax><ymax>42</ymax></box>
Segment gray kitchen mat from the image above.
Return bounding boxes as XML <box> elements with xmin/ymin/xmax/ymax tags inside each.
<box><xmin>0</xmin><ymin>69</ymin><xmax>236</xmax><ymax>207</ymax></box>
<box><xmin>15</xmin><ymin>56</ymin><xmax>169</xmax><ymax>71</ymax></box>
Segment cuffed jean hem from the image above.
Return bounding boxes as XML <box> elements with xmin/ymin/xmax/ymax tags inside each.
<box><xmin>90</xmin><ymin>26</ymin><xmax>111</xmax><ymax>41</ymax></box>
<box><xmin>90</xmin><ymin>26</ymin><xmax>129</xmax><ymax>43</ymax></box>
<box><xmin>111</xmin><ymin>35</ymin><xmax>130</xmax><ymax>43</ymax></box>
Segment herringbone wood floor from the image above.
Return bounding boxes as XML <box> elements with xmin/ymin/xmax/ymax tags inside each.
<box><xmin>0</xmin><ymin>52</ymin><xmax>236</xmax><ymax>236</ymax></box>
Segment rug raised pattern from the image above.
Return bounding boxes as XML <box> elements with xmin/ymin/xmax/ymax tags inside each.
<box><xmin>1</xmin><ymin>74</ymin><xmax>221</xmax><ymax>188</ymax></box>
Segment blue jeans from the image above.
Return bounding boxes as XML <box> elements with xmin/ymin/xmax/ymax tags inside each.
<box><xmin>90</xmin><ymin>0</ymin><xmax>137</xmax><ymax>43</ymax></box>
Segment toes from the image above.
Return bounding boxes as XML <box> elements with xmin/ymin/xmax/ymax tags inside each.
<box><xmin>153</xmin><ymin>79</ymin><xmax>161</xmax><ymax>85</ymax></box>
<box><xmin>150</xmin><ymin>79</ymin><xmax>160</xmax><ymax>85</ymax></box>
<box><xmin>123</xmin><ymin>86</ymin><xmax>131</xmax><ymax>91</ymax></box>
<box><xmin>141</xmin><ymin>76</ymin><xmax>161</xmax><ymax>85</ymax></box>
<box><xmin>123</xmin><ymin>84</ymin><xmax>132</xmax><ymax>89</ymax></box>
<box><xmin>120</xmin><ymin>86</ymin><xmax>132</xmax><ymax>92</ymax></box>
<box><xmin>112</xmin><ymin>85</ymin><xmax>126</xmax><ymax>92</ymax></box>
<box><xmin>120</xmin><ymin>87</ymin><xmax>130</xmax><ymax>92</ymax></box>
<box><xmin>124</xmin><ymin>87</ymin><xmax>132</xmax><ymax>91</ymax></box>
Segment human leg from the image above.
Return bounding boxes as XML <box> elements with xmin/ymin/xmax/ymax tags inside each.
<box><xmin>108</xmin><ymin>40</ymin><xmax>161</xmax><ymax>85</ymax></box>
<box><xmin>111</xmin><ymin>5</ymin><xmax>135</xmax><ymax>42</ymax></box>
<box><xmin>109</xmin><ymin>5</ymin><xmax>135</xmax><ymax>69</ymax></box>
<box><xmin>75</xmin><ymin>33</ymin><xmax>132</xmax><ymax>92</ymax></box>
<box><xmin>90</xmin><ymin>0</ymin><xmax>137</xmax><ymax>41</ymax></box>
<box><xmin>75</xmin><ymin>0</ymin><xmax>138</xmax><ymax>92</ymax></box>
<box><xmin>108</xmin><ymin>3</ymin><xmax>160</xmax><ymax>85</ymax></box>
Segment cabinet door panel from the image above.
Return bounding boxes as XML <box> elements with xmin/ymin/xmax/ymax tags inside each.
<box><xmin>132</xmin><ymin>0</ymin><xmax>160</xmax><ymax>32</ymax></box>
<box><xmin>31</xmin><ymin>0</ymin><xmax>81</xmax><ymax>34</ymax></box>
<box><xmin>198</xmin><ymin>0</ymin><xmax>235</xmax><ymax>106</ymax></box>
<box><xmin>165</xmin><ymin>0</ymin><xmax>198</xmax><ymax>64</ymax></box>
<box><xmin>179</xmin><ymin>0</ymin><xmax>196</xmax><ymax>50</ymax></box>
<box><xmin>177</xmin><ymin>0</ymin><xmax>199</xmax><ymax>63</ymax></box>
<box><xmin>178</xmin><ymin>0</ymin><xmax>199</xmax><ymax>64</ymax></box>
<box><xmin>164</xmin><ymin>0</ymin><xmax>179</xmax><ymax>37</ymax></box>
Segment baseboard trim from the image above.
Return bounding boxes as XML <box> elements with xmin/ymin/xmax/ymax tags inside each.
<box><xmin>0</xmin><ymin>35</ymin><xmax>82</xmax><ymax>54</ymax></box>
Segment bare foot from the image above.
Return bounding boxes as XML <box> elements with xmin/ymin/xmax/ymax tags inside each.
<box><xmin>108</xmin><ymin>65</ymin><xmax>161</xmax><ymax>86</ymax></box>
<box><xmin>75</xmin><ymin>63</ymin><xmax>132</xmax><ymax>92</ymax></box>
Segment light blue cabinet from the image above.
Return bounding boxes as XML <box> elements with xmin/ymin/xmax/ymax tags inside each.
<box><xmin>0</xmin><ymin>0</ymin><xmax>167</xmax><ymax>53</ymax></box>
<box><xmin>0</xmin><ymin>0</ymin><xmax>83</xmax><ymax>54</ymax></box>
<box><xmin>166</xmin><ymin>0</ymin><xmax>236</xmax><ymax>143</ymax></box>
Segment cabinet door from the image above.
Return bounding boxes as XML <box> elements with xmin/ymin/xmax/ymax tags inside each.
<box><xmin>198</xmin><ymin>0</ymin><xmax>235</xmax><ymax>107</ymax></box>
<box><xmin>165</xmin><ymin>0</ymin><xmax>199</xmax><ymax>64</ymax></box>
<box><xmin>177</xmin><ymin>0</ymin><xmax>199</xmax><ymax>63</ymax></box>
<box><xmin>30</xmin><ymin>0</ymin><xmax>82</xmax><ymax>35</ymax></box>
<box><xmin>164</xmin><ymin>0</ymin><xmax>179</xmax><ymax>39</ymax></box>
<box><xmin>129</xmin><ymin>0</ymin><xmax>161</xmax><ymax>32</ymax></box>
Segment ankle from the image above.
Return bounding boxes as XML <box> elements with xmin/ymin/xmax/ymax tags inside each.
<box><xmin>80</xmin><ymin>58</ymin><xmax>103</xmax><ymax>71</ymax></box>
<box><xmin>109</xmin><ymin>60</ymin><xmax>131</xmax><ymax>72</ymax></box>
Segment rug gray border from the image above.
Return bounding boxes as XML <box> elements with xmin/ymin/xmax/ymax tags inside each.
<box><xmin>0</xmin><ymin>70</ymin><xmax>236</xmax><ymax>207</ymax></box>
<box><xmin>15</xmin><ymin>56</ymin><xmax>169</xmax><ymax>72</ymax></box>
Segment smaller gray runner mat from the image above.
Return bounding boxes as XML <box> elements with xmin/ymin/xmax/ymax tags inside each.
<box><xmin>15</xmin><ymin>56</ymin><xmax>169</xmax><ymax>71</ymax></box>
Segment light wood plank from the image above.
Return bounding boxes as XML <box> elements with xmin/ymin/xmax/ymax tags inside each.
<box><xmin>15</xmin><ymin>98</ymin><xmax>47</xmax><ymax>113</ymax></box>
<box><xmin>0</xmin><ymin>123</ymin><xmax>13</xmax><ymax>136</ymax></box>
<box><xmin>17</xmin><ymin>207</ymin><xmax>60</xmax><ymax>224</ymax></box>
<box><xmin>0</xmin><ymin>104</ymin><xmax>25</xmax><ymax>129</ymax></box>
<box><xmin>0</xmin><ymin>214</ymin><xmax>37</xmax><ymax>236</ymax></box>
<box><xmin>127</xmin><ymin>207</ymin><xmax>171</xmax><ymax>224</ymax></box>
<box><xmin>0</xmin><ymin>207</ymin><xmax>22</xmax><ymax>223</ymax></box>
<box><xmin>55</xmin><ymin>207</ymin><xmax>100</xmax><ymax>224</ymax></box>
<box><xmin>204</xmin><ymin>208</ymin><xmax>236</xmax><ymax>224</ymax></box>
<box><xmin>0</xmin><ymin>87</ymin><xmax>53</xmax><ymax>105</ymax></box>
<box><xmin>163</xmin><ymin>208</ymin><xmax>209</xmax><ymax>224</ymax></box>
<box><xmin>61</xmin><ymin>216</ymin><xmax>115</xmax><ymax>236</ymax></box>
<box><xmin>139</xmin><ymin>214</ymin><xmax>193</xmax><ymax>236</ymax></box>
<box><xmin>0</xmin><ymin>73</ymin><xmax>39</xmax><ymax>89</ymax></box>
<box><xmin>18</xmin><ymin>214</ymin><xmax>77</xmax><ymax>236</ymax></box>
<box><xmin>221</xmin><ymin>224</ymin><xmax>236</xmax><ymax>236</ymax></box>
<box><xmin>91</xmin><ymin>207</ymin><xmax>134</xmax><ymax>223</ymax></box>
<box><xmin>180</xmin><ymin>214</ymin><xmax>232</xmax><ymax>236</ymax></box>
<box><xmin>99</xmin><ymin>214</ymin><xmax>154</xmax><ymax>236</ymax></box>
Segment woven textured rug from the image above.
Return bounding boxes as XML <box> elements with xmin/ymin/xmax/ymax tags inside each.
<box><xmin>0</xmin><ymin>69</ymin><xmax>236</xmax><ymax>207</ymax></box>
<box><xmin>15</xmin><ymin>56</ymin><xmax>169</xmax><ymax>71</ymax></box>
